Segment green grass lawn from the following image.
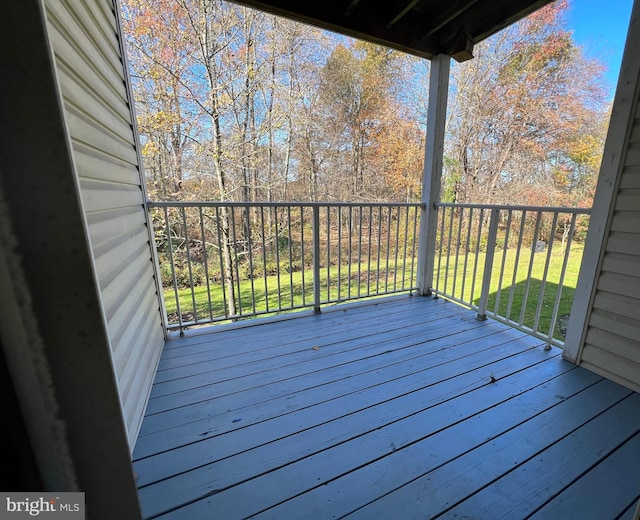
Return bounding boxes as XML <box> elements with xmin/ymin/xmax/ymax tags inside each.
<box><xmin>162</xmin><ymin>243</ymin><xmax>584</xmax><ymax>342</ymax></box>
<box><xmin>162</xmin><ymin>257</ymin><xmax>418</xmax><ymax>325</ymax></box>
<box><xmin>434</xmin><ymin>244</ymin><xmax>584</xmax><ymax>341</ymax></box>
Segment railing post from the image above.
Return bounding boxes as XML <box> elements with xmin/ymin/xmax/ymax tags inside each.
<box><xmin>417</xmin><ymin>54</ymin><xmax>450</xmax><ymax>295</ymax></box>
<box><xmin>477</xmin><ymin>208</ymin><xmax>499</xmax><ymax>321</ymax></box>
<box><xmin>312</xmin><ymin>204</ymin><xmax>321</xmax><ymax>313</ymax></box>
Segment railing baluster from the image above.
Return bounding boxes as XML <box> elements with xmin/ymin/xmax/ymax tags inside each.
<box><xmin>260</xmin><ymin>206</ymin><xmax>269</xmax><ymax>311</ymax></box>
<box><xmin>337</xmin><ymin>206</ymin><xmax>343</xmax><ymax>300</ymax></box>
<box><xmin>214</xmin><ymin>206</ymin><xmax>228</xmax><ymax>319</ymax></box>
<box><xmin>244</xmin><ymin>208</ymin><xmax>256</xmax><ymax>315</ymax></box>
<box><xmin>229</xmin><ymin>206</ymin><xmax>242</xmax><ymax>317</ymax></box>
<box><xmin>198</xmin><ymin>207</ymin><xmax>214</xmax><ymax>322</ymax></box>
<box><xmin>444</xmin><ymin>206</ymin><xmax>455</xmax><ymax>296</ymax></box>
<box><xmin>401</xmin><ymin>205</ymin><xmax>410</xmax><ymax>290</ymax></box>
<box><xmin>348</xmin><ymin>206</ymin><xmax>353</xmax><ymax>299</ymax></box>
<box><xmin>181</xmin><ymin>207</ymin><xmax>198</xmax><ymax>324</ymax></box>
<box><xmin>452</xmin><ymin>206</ymin><xmax>464</xmax><ymax>299</ymax></box>
<box><xmin>287</xmin><ymin>206</ymin><xmax>294</xmax><ymax>308</ymax></box>
<box><xmin>367</xmin><ymin>205</ymin><xmax>373</xmax><ymax>295</ymax></box>
<box><xmin>376</xmin><ymin>206</ymin><xmax>383</xmax><ymax>293</ymax></box>
<box><xmin>533</xmin><ymin>211</ymin><xmax>559</xmax><ymax>334</ymax></box>
<box><xmin>300</xmin><ymin>206</ymin><xmax>306</xmax><ymax>306</ymax></box>
<box><xmin>357</xmin><ymin>206</ymin><xmax>363</xmax><ymax>297</ymax></box>
<box><xmin>506</xmin><ymin>211</ymin><xmax>527</xmax><ymax>321</ymax></box>
<box><xmin>326</xmin><ymin>206</ymin><xmax>331</xmax><ymax>302</ymax></box>
<box><xmin>470</xmin><ymin>208</ymin><xmax>484</xmax><ymax>310</ymax></box>
<box><xmin>385</xmin><ymin>207</ymin><xmax>392</xmax><ymax>293</ymax></box>
<box><xmin>477</xmin><ymin>207</ymin><xmax>499</xmax><ymax>321</ymax></box>
<box><xmin>272</xmin><ymin>208</ymin><xmax>281</xmax><ymax>311</ymax></box>
<box><xmin>461</xmin><ymin>207</ymin><xmax>473</xmax><ymax>302</ymax></box>
<box><xmin>312</xmin><ymin>204</ymin><xmax>321</xmax><ymax>313</ymax></box>
<box><xmin>493</xmin><ymin>209</ymin><xmax>512</xmax><ymax>317</ymax></box>
<box><xmin>164</xmin><ymin>206</ymin><xmax>183</xmax><ymax>333</ymax></box>
<box><xmin>519</xmin><ymin>211</ymin><xmax>543</xmax><ymax>327</ymax></box>
<box><xmin>434</xmin><ymin>203</ymin><xmax>445</xmax><ymax>297</ymax></box>
<box><xmin>409</xmin><ymin>205</ymin><xmax>419</xmax><ymax>291</ymax></box>
<box><xmin>393</xmin><ymin>205</ymin><xmax>401</xmax><ymax>291</ymax></box>
<box><xmin>548</xmin><ymin>213</ymin><xmax>578</xmax><ymax>344</ymax></box>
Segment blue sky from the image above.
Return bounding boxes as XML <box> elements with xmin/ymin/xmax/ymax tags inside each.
<box><xmin>566</xmin><ymin>0</ymin><xmax>634</xmax><ymax>97</ymax></box>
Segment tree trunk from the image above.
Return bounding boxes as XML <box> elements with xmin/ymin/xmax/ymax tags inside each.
<box><xmin>199</xmin><ymin>0</ymin><xmax>236</xmax><ymax>316</ymax></box>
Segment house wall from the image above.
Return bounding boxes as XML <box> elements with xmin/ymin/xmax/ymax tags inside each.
<box><xmin>580</xmin><ymin>95</ymin><xmax>640</xmax><ymax>391</ymax></box>
<box><xmin>565</xmin><ymin>1</ymin><xmax>640</xmax><ymax>392</ymax></box>
<box><xmin>43</xmin><ymin>0</ymin><xmax>165</xmax><ymax>447</ymax></box>
<box><xmin>0</xmin><ymin>0</ymin><xmax>143</xmax><ymax>514</ymax></box>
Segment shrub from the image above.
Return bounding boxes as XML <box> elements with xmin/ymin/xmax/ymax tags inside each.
<box><xmin>158</xmin><ymin>260</ymin><xmax>206</xmax><ymax>288</ymax></box>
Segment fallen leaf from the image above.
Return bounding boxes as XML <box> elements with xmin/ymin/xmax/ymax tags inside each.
<box><xmin>312</xmin><ymin>346</ymin><xmax>320</xmax><ymax>351</ymax></box>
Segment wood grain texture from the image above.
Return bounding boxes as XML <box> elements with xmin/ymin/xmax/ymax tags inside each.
<box><xmin>133</xmin><ymin>297</ymin><xmax>640</xmax><ymax>519</ymax></box>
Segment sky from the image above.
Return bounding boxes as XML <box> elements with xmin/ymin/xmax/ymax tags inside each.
<box><xmin>565</xmin><ymin>0</ymin><xmax>635</xmax><ymax>98</ymax></box>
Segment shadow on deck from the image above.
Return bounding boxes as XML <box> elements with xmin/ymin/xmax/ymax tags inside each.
<box><xmin>133</xmin><ymin>295</ymin><xmax>640</xmax><ymax>519</ymax></box>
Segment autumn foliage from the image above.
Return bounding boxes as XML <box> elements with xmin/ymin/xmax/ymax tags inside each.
<box><xmin>444</xmin><ymin>0</ymin><xmax>608</xmax><ymax>208</ymax></box>
<box><xmin>121</xmin><ymin>0</ymin><xmax>609</xmax><ymax>207</ymax></box>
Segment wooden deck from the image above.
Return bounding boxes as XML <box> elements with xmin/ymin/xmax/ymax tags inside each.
<box><xmin>133</xmin><ymin>295</ymin><xmax>640</xmax><ymax>519</ymax></box>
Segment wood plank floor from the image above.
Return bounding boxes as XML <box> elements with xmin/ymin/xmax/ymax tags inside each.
<box><xmin>133</xmin><ymin>295</ymin><xmax>640</xmax><ymax>519</ymax></box>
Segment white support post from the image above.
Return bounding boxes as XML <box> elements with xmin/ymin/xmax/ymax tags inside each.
<box><xmin>417</xmin><ymin>54</ymin><xmax>451</xmax><ymax>296</ymax></box>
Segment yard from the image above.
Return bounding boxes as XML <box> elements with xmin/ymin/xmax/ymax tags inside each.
<box><xmin>162</xmin><ymin>242</ymin><xmax>584</xmax><ymax>341</ymax></box>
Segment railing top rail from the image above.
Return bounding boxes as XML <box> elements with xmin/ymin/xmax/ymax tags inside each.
<box><xmin>435</xmin><ymin>202</ymin><xmax>591</xmax><ymax>214</ymax></box>
<box><xmin>147</xmin><ymin>200</ymin><xmax>424</xmax><ymax>209</ymax></box>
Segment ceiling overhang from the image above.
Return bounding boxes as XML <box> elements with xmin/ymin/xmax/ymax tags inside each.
<box><xmin>227</xmin><ymin>0</ymin><xmax>554</xmax><ymax>62</ymax></box>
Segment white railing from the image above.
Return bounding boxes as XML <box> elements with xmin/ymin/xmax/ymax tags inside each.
<box><xmin>148</xmin><ymin>201</ymin><xmax>422</xmax><ymax>331</ymax></box>
<box><xmin>433</xmin><ymin>203</ymin><xmax>591</xmax><ymax>347</ymax></box>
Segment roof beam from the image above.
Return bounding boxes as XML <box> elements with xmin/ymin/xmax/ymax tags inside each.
<box><xmin>226</xmin><ymin>0</ymin><xmax>554</xmax><ymax>61</ymax></box>
<box><xmin>421</xmin><ymin>0</ymin><xmax>479</xmax><ymax>37</ymax></box>
<box><xmin>387</xmin><ymin>0</ymin><xmax>421</xmax><ymax>29</ymax></box>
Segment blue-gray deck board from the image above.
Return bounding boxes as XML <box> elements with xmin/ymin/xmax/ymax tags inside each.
<box><xmin>133</xmin><ymin>295</ymin><xmax>640</xmax><ymax>519</ymax></box>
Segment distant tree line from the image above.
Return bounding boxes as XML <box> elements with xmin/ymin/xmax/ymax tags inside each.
<box><xmin>443</xmin><ymin>0</ymin><xmax>608</xmax><ymax>208</ymax></box>
<box><xmin>122</xmin><ymin>0</ymin><xmax>608</xmax><ymax>208</ymax></box>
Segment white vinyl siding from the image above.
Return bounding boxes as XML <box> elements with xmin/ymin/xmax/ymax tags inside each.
<box><xmin>580</xmin><ymin>98</ymin><xmax>640</xmax><ymax>392</ymax></box>
<box><xmin>44</xmin><ymin>0</ymin><xmax>164</xmax><ymax>448</ymax></box>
